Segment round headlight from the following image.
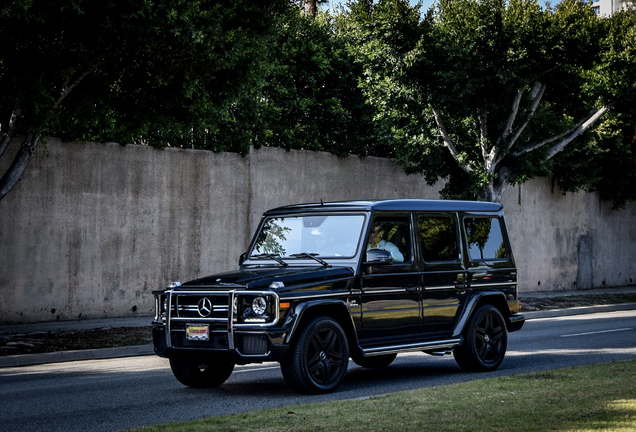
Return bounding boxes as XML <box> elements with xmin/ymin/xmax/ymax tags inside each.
<box><xmin>252</xmin><ymin>296</ymin><xmax>267</xmax><ymax>315</ymax></box>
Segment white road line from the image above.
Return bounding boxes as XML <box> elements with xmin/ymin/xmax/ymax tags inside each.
<box><xmin>560</xmin><ymin>328</ymin><xmax>633</xmax><ymax>338</ymax></box>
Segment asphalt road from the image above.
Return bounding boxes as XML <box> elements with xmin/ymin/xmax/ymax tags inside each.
<box><xmin>1</xmin><ymin>309</ymin><xmax>635</xmax><ymax>432</ymax></box>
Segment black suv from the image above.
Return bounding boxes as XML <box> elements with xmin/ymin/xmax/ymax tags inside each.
<box><xmin>152</xmin><ymin>199</ymin><xmax>524</xmax><ymax>394</ymax></box>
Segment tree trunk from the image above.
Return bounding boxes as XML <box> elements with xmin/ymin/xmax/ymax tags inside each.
<box><xmin>0</xmin><ymin>133</ymin><xmax>40</xmax><ymax>202</ymax></box>
<box><xmin>305</xmin><ymin>0</ymin><xmax>317</xmax><ymax>17</ymax></box>
<box><xmin>478</xmin><ymin>167</ymin><xmax>511</xmax><ymax>204</ymax></box>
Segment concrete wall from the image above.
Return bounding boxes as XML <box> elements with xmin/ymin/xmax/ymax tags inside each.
<box><xmin>502</xmin><ymin>179</ymin><xmax>635</xmax><ymax>292</ymax></box>
<box><xmin>0</xmin><ymin>139</ymin><xmax>634</xmax><ymax>324</ymax></box>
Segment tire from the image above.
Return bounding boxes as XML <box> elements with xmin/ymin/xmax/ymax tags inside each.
<box><xmin>454</xmin><ymin>304</ymin><xmax>507</xmax><ymax>372</ymax></box>
<box><xmin>169</xmin><ymin>356</ymin><xmax>234</xmax><ymax>388</ymax></box>
<box><xmin>352</xmin><ymin>353</ymin><xmax>397</xmax><ymax>369</ymax></box>
<box><xmin>281</xmin><ymin>316</ymin><xmax>349</xmax><ymax>394</ymax></box>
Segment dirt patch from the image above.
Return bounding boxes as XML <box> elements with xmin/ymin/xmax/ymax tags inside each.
<box><xmin>0</xmin><ymin>326</ymin><xmax>152</xmax><ymax>357</ymax></box>
<box><xmin>519</xmin><ymin>293</ymin><xmax>636</xmax><ymax>311</ymax></box>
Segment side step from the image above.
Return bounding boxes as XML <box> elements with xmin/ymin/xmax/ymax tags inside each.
<box><xmin>360</xmin><ymin>337</ymin><xmax>462</xmax><ymax>358</ymax></box>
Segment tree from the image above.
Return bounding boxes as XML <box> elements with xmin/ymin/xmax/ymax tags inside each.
<box><xmin>0</xmin><ymin>0</ymin><xmax>288</xmax><ymax>201</ymax></box>
<box><xmin>300</xmin><ymin>0</ymin><xmax>330</xmax><ymax>17</ymax></box>
<box><xmin>251</xmin><ymin>9</ymin><xmax>384</xmax><ymax>157</ymax></box>
<box><xmin>341</xmin><ymin>0</ymin><xmax>636</xmax><ymax>204</ymax></box>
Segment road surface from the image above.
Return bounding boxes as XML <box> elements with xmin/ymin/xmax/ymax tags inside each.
<box><xmin>1</xmin><ymin>309</ymin><xmax>635</xmax><ymax>432</ymax></box>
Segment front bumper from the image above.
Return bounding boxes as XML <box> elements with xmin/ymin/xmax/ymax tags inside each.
<box><xmin>153</xmin><ymin>288</ymin><xmax>291</xmax><ymax>362</ymax></box>
<box><xmin>152</xmin><ymin>325</ymin><xmax>289</xmax><ymax>363</ymax></box>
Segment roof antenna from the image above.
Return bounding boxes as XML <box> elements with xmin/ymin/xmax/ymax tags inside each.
<box><xmin>321</xmin><ymin>199</ymin><xmax>324</xmax><ymax>206</ymax></box>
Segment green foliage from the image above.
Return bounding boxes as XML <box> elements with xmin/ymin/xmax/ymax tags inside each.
<box><xmin>248</xmin><ymin>10</ymin><xmax>384</xmax><ymax>156</ymax></box>
<box><xmin>1</xmin><ymin>2</ymin><xmax>383</xmax><ymax>157</ymax></box>
<box><xmin>339</xmin><ymin>0</ymin><xmax>636</xmax><ymax>205</ymax></box>
<box><xmin>2</xmin><ymin>0</ymin><xmax>635</xmax><ymax>207</ymax></box>
<box><xmin>336</xmin><ymin>0</ymin><xmax>447</xmax><ymax>185</ymax></box>
<box><xmin>1</xmin><ymin>0</ymin><xmax>289</xmax><ymax>150</ymax></box>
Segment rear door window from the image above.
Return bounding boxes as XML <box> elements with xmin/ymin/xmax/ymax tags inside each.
<box><xmin>418</xmin><ymin>215</ymin><xmax>459</xmax><ymax>262</ymax></box>
<box><xmin>463</xmin><ymin>217</ymin><xmax>508</xmax><ymax>261</ymax></box>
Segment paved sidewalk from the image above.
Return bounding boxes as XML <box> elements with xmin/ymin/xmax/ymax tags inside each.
<box><xmin>1</xmin><ymin>286</ymin><xmax>635</xmax><ymax>368</ymax></box>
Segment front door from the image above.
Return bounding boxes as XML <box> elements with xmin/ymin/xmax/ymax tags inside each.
<box><xmin>359</xmin><ymin>215</ymin><xmax>420</xmax><ymax>344</ymax></box>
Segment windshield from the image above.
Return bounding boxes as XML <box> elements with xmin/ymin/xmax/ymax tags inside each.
<box><xmin>251</xmin><ymin>214</ymin><xmax>365</xmax><ymax>259</ymax></box>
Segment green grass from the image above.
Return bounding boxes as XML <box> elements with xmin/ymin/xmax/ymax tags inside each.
<box><xmin>128</xmin><ymin>360</ymin><xmax>636</xmax><ymax>432</ymax></box>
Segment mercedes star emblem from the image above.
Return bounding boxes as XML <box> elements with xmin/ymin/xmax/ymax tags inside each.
<box><xmin>197</xmin><ymin>297</ymin><xmax>213</xmax><ymax>317</ymax></box>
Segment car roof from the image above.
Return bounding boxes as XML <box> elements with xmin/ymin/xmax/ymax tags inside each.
<box><xmin>264</xmin><ymin>199</ymin><xmax>503</xmax><ymax>215</ymax></box>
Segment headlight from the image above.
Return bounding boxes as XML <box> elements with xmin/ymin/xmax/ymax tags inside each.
<box><xmin>153</xmin><ymin>292</ymin><xmax>169</xmax><ymax>324</ymax></box>
<box><xmin>234</xmin><ymin>293</ymin><xmax>278</xmax><ymax>324</ymax></box>
<box><xmin>252</xmin><ymin>296</ymin><xmax>267</xmax><ymax>315</ymax></box>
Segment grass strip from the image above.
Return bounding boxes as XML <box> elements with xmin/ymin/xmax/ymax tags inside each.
<box><xmin>129</xmin><ymin>360</ymin><xmax>636</xmax><ymax>432</ymax></box>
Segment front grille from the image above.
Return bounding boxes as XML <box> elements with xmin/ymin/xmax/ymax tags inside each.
<box><xmin>172</xmin><ymin>293</ymin><xmax>229</xmax><ymax>319</ymax></box>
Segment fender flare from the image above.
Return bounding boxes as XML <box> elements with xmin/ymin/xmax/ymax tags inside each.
<box><xmin>283</xmin><ymin>299</ymin><xmax>358</xmax><ymax>346</ymax></box>
<box><xmin>452</xmin><ymin>291</ymin><xmax>509</xmax><ymax>339</ymax></box>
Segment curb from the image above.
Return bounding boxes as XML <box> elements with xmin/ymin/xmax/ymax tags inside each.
<box><xmin>2</xmin><ymin>303</ymin><xmax>635</xmax><ymax>369</ymax></box>
<box><xmin>522</xmin><ymin>302</ymin><xmax>636</xmax><ymax>320</ymax></box>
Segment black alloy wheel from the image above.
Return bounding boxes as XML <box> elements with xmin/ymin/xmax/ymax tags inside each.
<box><xmin>281</xmin><ymin>316</ymin><xmax>349</xmax><ymax>394</ymax></box>
<box><xmin>454</xmin><ymin>304</ymin><xmax>508</xmax><ymax>372</ymax></box>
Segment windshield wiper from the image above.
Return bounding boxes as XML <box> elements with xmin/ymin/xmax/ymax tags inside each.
<box><xmin>290</xmin><ymin>252</ymin><xmax>329</xmax><ymax>267</ymax></box>
<box><xmin>250</xmin><ymin>253</ymin><xmax>288</xmax><ymax>267</ymax></box>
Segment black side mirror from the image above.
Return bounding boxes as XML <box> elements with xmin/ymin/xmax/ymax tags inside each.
<box><xmin>239</xmin><ymin>252</ymin><xmax>247</xmax><ymax>266</ymax></box>
<box><xmin>364</xmin><ymin>249</ymin><xmax>392</xmax><ymax>265</ymax></box>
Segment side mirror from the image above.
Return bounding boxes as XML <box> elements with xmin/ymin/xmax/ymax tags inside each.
<box><xmin>364</xmin><ymin>249</ymin><xmax>392</xmax><ymax>265</ymax></box>
<box><xmin>239</xmin><ymin>252</ymin><xmax>247</xmax><ymax>266</ymax></box>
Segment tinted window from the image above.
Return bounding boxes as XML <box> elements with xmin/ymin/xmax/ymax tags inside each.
<box><xmin>418</xmin><ymin>216</ymin><xmax>459</xmax><ymax>262</ymax></box>
<box><xmin>464</xmin><ymin>217</ymin><xmax>507</xmax><ymax>260</ymax></box>
<box><xmin>367</xmin><ymin>218</ymin><xmax>411</xmax><ymax>263</ymax></box>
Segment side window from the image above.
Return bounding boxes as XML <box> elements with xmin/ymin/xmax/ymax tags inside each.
<box><xmin>367</xmin><ymin>218</ymin><xmax>411</xmax><ymax>263</ymax></box>
<box><xmin>418</xmin><ymin>215</ymin><xmax>459</xmax><ymax>262</ymax></box>
<box><xmin>464</xmin><ymin>217</ymin><xmax>508</xmax><ymax>261</ymax></box>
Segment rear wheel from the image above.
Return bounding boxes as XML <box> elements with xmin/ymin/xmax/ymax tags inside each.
<box><xmin>281</xmin><ymin>316</ymin><xmax>349</xmax><ymax>394</ymax></box>
<box><xmin>454</xmin><ymin>304</ymin><xmax>507</xmax><ymax>372</ymax></box>
<box><xmin>169</xmin><ymin>356</ymin><xmax>234</xmax><ymax>388</ymax></box>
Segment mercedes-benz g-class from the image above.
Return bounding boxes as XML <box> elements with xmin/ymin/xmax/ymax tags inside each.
<box><xmin>152</xmin><ymin>199</ymin><xmax>524</xmax><ymax>394</ymax></box>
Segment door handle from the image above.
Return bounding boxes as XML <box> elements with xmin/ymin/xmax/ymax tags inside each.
<box><xmin>406</xmin><ymin>286</ymin><xmax>419</xmax><ymax>292</ymax></box>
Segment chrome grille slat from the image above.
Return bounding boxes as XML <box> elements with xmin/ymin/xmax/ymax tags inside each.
<box><xmin>172</xmin><ymin>293</ymin><xmax>230</xmax><ymax>318</ymax></box>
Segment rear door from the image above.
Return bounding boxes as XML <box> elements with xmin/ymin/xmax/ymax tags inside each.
<box><xmin>417</xmin><ymin>213</ymin><xmax>467</xmax><ymax>335</ymax></box>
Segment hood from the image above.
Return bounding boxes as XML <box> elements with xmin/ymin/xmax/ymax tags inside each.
<box><xmin>178</xmin><ymin>265</ymin><xmax>355</xmax><ymax>291</ymax></box>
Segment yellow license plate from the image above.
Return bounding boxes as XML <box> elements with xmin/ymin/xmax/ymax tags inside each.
<box><xmin>186</xmin><ymin>324</ymin><xmax>209</xmax><ymax>341</ymax></box>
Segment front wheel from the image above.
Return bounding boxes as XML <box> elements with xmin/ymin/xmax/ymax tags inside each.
<box><xmin>281</xmin><ymin>316</ymin><xmax>349</xmax><ymax>394</ymax></box>
<box><xmin>169</xmin><ymin>356</ymin><xmax>234</xmax><ymax>388</ymax></box>
<box><xmin>454</xmin><ymin>305</ymin><xmax>507</xmax><ymax>372</ymax></box>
